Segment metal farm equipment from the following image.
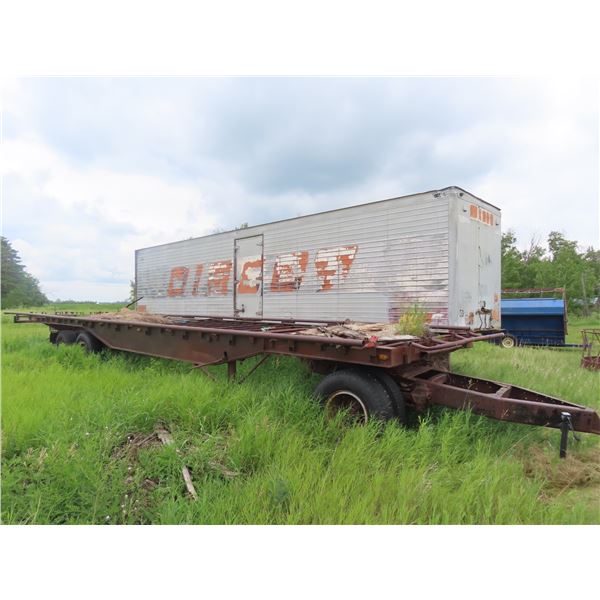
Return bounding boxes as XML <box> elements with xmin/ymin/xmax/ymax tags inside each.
<box><xmin>10</xmin><ymin>311</ymin><xmax>600</xmax><ymax>458</ymax></box>
<box><xmin>581</xmin><ymin>329</ymin><xmax>600</xmax><ymax>370</ymax></box>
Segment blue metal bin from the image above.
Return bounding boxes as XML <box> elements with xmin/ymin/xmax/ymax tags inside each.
<box><xmin>500</xmin><ymin>297</ymin><xmax>567</xmax><ymax>346</ymax></box>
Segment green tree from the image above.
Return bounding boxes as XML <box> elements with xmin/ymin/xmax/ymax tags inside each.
<box><xmin>501</xmin><ymin>230</ymin><xmax>600</xmax><ymax>315</ymax></box>
<box><xmin>501</xmin><ymin>230</ymin><xmax>524</xmax><ymax>288</ymax></box>
<box><xmin>1</xmin><ymin>237</ymin><xmax>48</xmax><ymax>308</ymax></box>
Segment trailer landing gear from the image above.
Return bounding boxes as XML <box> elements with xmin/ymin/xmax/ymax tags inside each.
<box><xmin>559</xmin><ymin>412</ymin><xmax>580</xmax><ymax>458</ymax></box>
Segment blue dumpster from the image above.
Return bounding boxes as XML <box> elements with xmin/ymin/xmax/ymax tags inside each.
<box><xmin>500</xmin><ymin>298</ymin><xmax>567</xmax><ymax>346</ymax></box>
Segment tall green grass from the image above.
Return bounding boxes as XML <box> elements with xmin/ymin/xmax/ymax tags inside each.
<box><xmin>2</xmin><ymin>308</ymin><xmax>599</xmax><ymax>524</ymax></box>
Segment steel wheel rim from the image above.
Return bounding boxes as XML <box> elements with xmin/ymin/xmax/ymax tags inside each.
<box><xmin>502</xmin><ymin>337</ymin><xmax>515</xmax><ymax>348</ymax></box>
<box><xmin>325</xmin><ymin>390</ymin><xmax>369</xmax><ymax>424</ymax></box>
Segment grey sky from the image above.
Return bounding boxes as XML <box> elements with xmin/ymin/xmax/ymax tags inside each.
<box><xmin>2</xmin><ymin>77</ymin><xmax>597</xmax><ymax>301</ymax></box>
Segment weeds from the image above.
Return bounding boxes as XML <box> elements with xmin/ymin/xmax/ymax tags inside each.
<box><xmin>396</xmin><ymin>304</ymin><xmax>429</xmax><ymax>337</ymax></box>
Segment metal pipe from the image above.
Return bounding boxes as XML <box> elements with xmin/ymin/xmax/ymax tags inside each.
<box><xmin>410</xmin><ymin>332</ymin><xmax>505</xmax><ymax>353</ymax></box>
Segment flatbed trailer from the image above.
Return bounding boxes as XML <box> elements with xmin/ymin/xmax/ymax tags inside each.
<box><xmin>10</xmin><ymin>311</ymin><xmax>600</xmax><ymax>456</ymax></box>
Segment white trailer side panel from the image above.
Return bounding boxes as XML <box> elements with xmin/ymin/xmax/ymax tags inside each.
<box><xmin>135</xmin><ymin>186</ymin><xmax>500</xmax><ymax>326</ymax></box>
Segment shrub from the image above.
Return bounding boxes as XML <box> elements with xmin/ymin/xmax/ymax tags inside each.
<box><xmin>396</xmin><ymin>304</ymin><xmax>429</xmax><ymax>337</ymax></box>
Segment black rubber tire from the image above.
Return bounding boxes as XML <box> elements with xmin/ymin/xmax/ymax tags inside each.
<box><xmin>75</xmin><ymin>331</ymin><xmax>103</xmax><ymax>353</ymax></box>
<box><xmin>501</xmin><ymin>335</ymin><xmax>516</xmax><ymax>349</ymax></box>
<box><xmin>314</xmin><ymin>369</ymin><xmax>396</xmax><ymax>423</ymax></box>
<box><xmin>55</xmin><ymin>330</ymin><xmax>78</xmax><ymax>345</ymax></box>
<box><xmin>368</xmin><ymin>369</ymin><xmax>407</xmax><ymax>425</ymax></box>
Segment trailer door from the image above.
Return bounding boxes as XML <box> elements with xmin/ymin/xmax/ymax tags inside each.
<box><xmin>234</xmin><ymin>235</ymin><xmax>264</xmax><ymax>317</ymax></box>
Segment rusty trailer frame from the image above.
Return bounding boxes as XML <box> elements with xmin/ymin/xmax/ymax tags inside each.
<box><xmin>10</xmin><ymin>312</ymin><xmax>600</xmax><ymax>455</ymax></box>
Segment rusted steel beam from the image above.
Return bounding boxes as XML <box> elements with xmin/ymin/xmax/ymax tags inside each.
<box><xmin>401</xmin><ymin>368</ymin><xmax>600</xmax><ymax>435</ymax></box>
<box><xmin>227</xmin><ymin>361</ymin><xmax>237</xmax><ymax>380</ymax></box>
<box><xmin>237</xmin><ymin>355</ymin><xmax>271</xmax><ymax>384</ymax></box>
<box><xmin>410</xmin><ymin>332</ymin><xmax>504</xmax><ymax>353</ymax></box>
<box><xmin>13</xmin><ymin>313</ymin><xmax>368</xmax><ymax>347</ymax></box>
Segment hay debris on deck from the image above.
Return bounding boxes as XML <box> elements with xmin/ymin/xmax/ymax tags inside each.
<box><xmin>88</xmin><ymin>310</ymin><xmax>421</xmax><ymax>342</ymax></box>
<box><xmin>298</xmin><ymin>322</ymin><xmax>420</xmax><ymax>343</ymax></box>
<box><xmin>88</xmin><ymin>308</ymin><xmax>175</xmax><ymax>324</ymax></box>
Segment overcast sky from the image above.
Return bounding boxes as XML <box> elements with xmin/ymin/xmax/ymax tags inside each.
<box><xmin>2</xmin><ymin>77</ymin><xmax>598</xmax><ymax>302</ymax></box>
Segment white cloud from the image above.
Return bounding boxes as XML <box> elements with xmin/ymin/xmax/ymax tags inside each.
<box><xmin>2</xmin><ymin>136</ymin><xmax>218</xmax><ymax>300</ymax></box>
<box><xmin>2</xmin><ymin>78</ymin><xmax>598</xmax><ymax>301</ymax></box>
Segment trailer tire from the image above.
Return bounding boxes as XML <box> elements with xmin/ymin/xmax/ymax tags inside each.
<box><xmin>55</xmin><ymin>330</ymin><xmax>78</xmax><ymax>345</ymax></box>
<box><xmin>75</xmin><ymin>331</ymin><xmax>103</xmax><ymax>353</ymax></box>
<box><xmin>501</xmin><ymin>335</ymin><xmax>516</xmax><ymax>349</ymax></box>
<box><xmin>368</xmin><ymin>369</ymin><xmax>407</xmax><ymax>425</ymax></box>
<box><xmin>314</xmin><ymin>369</ymin><xmax>395</xmax><ymax>423</ymax></box>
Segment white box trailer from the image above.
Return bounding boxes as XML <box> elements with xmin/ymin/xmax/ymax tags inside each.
<box><xmin>135</xmin><ymin>186</ymin><xmax>501</xmax><ymax>328</ymax></box>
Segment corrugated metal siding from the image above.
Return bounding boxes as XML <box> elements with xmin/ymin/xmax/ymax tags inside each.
<box><xmin>136</xmin><ymin>187</ymin><xmax>498</xmax><ymax>324</ymax></box>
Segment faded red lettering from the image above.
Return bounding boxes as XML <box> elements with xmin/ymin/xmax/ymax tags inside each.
<box><xmin>191</xmin><ymin>264</ymin><xmax>204</xmax><ymax>296</ymax></box>
<box><xmin>315</xmin><ymin>245</ymin><xmax>358</xmax><ymax>292</ymax></box>
<box><xmin>167</xmin><ymin>266</ymin><xmax>189</xmax><ymax>297</ymax></box>
<box><xmin>237</xmin><ymin>257</ymin><xmax>263</xmax><ymax>294</ymax></box>
<box><xmin>271</xmin><ymin>251</ymin><xmax>309</xmax><ymax>292</ymax></box>
<box><xmin>207</xmin><ymin>260</ymin><xmax>232</xmax><ymax>295</ymax></box>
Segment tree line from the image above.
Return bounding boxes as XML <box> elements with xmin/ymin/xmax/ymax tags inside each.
<box><xmin>1</xmin><ymin>237</ymin><xmax>48</xmax><ymax>308</ymax></box>
<box><xmin>501</xmin><ymin>230</ymin><xmax>599</xmax><ymax>315</ymax></box>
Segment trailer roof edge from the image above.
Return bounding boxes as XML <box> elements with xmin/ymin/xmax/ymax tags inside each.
<box><xmin>135</xmin><ymin>185</ymin><xmax>500</xmax><ymax>253</ymax></box>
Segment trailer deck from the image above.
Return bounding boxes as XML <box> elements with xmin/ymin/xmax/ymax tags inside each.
<box><xmin>12</xmin><ymin>312</ymin><xmax>503</xmax><ymax>367</ymax></box>
<box><xmin>9</xmin><ymin>311</ymin><xmax>600</xmax><ymax>455</ymax></box>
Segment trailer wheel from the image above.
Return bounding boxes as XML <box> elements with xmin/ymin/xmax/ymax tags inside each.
<box><xmin>75</xmin><ymin>331</ymin><xmax>103</xmax><ymax>353</ymax></box>
<box><xmin>314</xmin><ymin>369</ymin><xmax>395</xmax><ymax>423</ymax></box>
<box><xmin>55</xmin><ymin>330</ymin><xmax>78</xmax><ymax>345</ymax></box>
<box><xmin>501</xmin><ymin>335</ymin><xmax>516</xmax><ymax>349</ymax></box>
<box><xmin>368</xmin><ymin>369</ymin><xmax>407</xmax><ymax>425</ymax></box>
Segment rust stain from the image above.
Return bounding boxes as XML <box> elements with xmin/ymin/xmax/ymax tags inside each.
<box><xmin>425</xmin><ymin>310</ymin><xmax>449</xmax><ymax>325</ymax></box>
<box><xmin>315</xmin><ymin>245</ymin><xmax>358</xmax><ymax>292</ymax></box>
<box><xmin>191</xmin><ymin>264</ymin><xmax>204</xmax><ymax>296</ymax></box>
<box><xmin>167</xmin><ymin>266</ymin><xmax>190</xmax><ymax>297</ymax></box>
<box><xmin>137</xmin><ymin>304</ymin><xmax>147</xmax><ymax>313</ymax></box>
<box><xmin>492</xmin><ymin>293</ymin><xmax>500</xmax><ymax>321</ymax></box>
<box><xmin>237</xmin><ymin>257</ymin><xmax>263</xmax><ymax>294</ymax></box>
<box><xmin>271</xmin><ymin>251</ymin><xmax>309</xmax><ymax>292</ymax></box>
<box><xmin>207</xmin><ymin>260</ymin><xmax>232</xmax><ymax>296</ymax></box>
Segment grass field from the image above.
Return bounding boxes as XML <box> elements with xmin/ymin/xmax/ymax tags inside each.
<box><xmin>2</xmin><ymin>304</ymin><xmax>599</xmax><ymax>524</ymax></box>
